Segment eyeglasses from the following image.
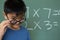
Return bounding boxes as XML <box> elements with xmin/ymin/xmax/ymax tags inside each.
<box><xmin>6</xmin><ymin>15</ymin><xmax>26</xmax><ymax>25</ymax></box>
<box><xmin>10</xmin><ymin>17</ymin><xmax>26</xmax><ymax>25</ymax></box>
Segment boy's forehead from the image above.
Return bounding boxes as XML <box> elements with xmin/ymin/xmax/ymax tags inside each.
<box><xmin>7</xmin><ymin>12</ymin><xmax>25</xmax><ymax>17</ymax></box>
<box><xmin>7</xmin><ymin>13</ymin><xmax>16</xmax><ymax>17</ymax></box>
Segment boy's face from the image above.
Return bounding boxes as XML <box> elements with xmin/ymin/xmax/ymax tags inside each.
<box><xmin>4</xmin><ymin>12</ymin><xmax>25</xmax><ymax>28</ymax></box>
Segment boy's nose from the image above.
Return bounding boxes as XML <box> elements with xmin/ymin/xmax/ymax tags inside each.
<box><xmin>16</xmin><ymin>22</ymin><xmax>20</xmax><ymax>24</ymax></box>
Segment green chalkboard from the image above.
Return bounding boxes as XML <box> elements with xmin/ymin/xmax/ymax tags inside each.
<box><xmin>0</xmin><ymin>0</ymin><xmax>60</xmax><ymax>40</ymax></box>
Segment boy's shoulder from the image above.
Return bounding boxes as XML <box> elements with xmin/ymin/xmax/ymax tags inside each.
<box><xmin>21</xmin><ymin>26</ymin><xmax>30</xmax><ymax>33</ymax></box>
<box><xmin>20</xmin><ymin>26</ymin><xmax>28</xmax><ymax>31</ymax></box>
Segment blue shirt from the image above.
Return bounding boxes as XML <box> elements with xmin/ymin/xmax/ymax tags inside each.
<box><xmin>3</xmin><ymin>26</ymin><xmax>30</xmax><ymax>40</ymax></box>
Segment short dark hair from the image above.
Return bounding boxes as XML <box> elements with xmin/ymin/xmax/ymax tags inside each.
<box><xmin>4</xmin><ymin>0</ymin><xmax>26</xmax><ymax>16</ymax></box>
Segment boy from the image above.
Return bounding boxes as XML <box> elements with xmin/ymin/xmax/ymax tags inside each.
<box><xmin>0</xmin><ymin>0</ymin><xmax>30</xmax><ymax>40</ymax></box>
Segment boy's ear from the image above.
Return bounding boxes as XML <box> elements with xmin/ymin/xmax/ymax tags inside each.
<box><xmin>3</xmin><ymin>12</ymin><xmax>7</xmax><ymax>19</ymax></box>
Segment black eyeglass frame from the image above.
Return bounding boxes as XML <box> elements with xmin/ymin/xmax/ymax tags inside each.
<box><xmin>5</xmin><ymin>14</ymin><xmax>26</xmax><ymax>25</ymax></box>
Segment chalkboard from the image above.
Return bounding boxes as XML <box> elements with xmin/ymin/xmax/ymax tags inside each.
<box><xmin>0</xmin><ymin>0</ymin><xmax>60</xmax><ymax>40</ymax></box>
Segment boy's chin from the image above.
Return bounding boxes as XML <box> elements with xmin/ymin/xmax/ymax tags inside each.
<box><xmin>9</xmin><ymin>24</ymin><xmax>20</xmax><ymax>29</ymax></box>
